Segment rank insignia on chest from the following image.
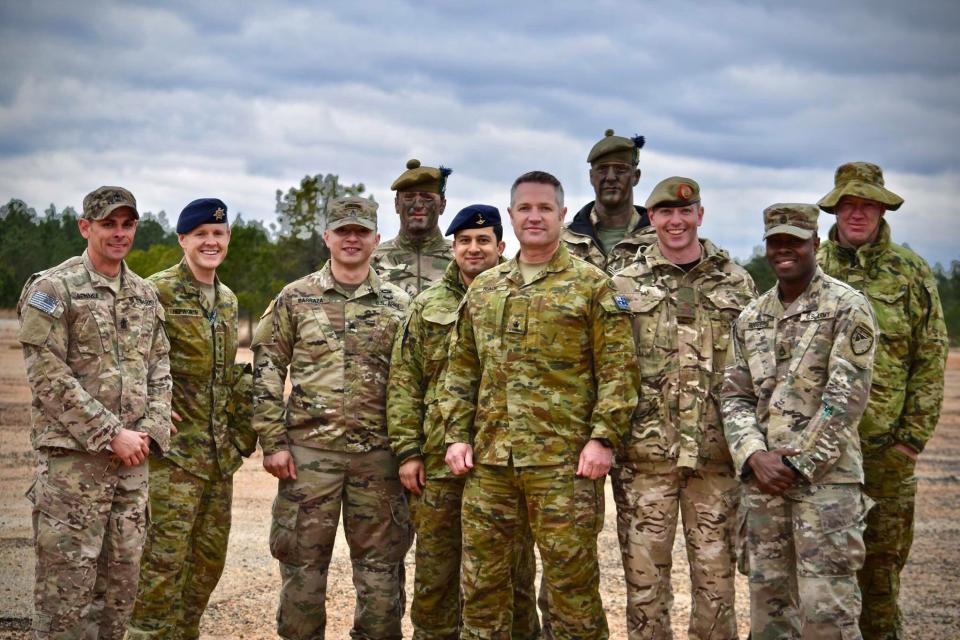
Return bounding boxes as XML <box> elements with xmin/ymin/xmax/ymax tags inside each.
<box><xmin>850</xmin><ymin>323</ymin><xmax>875</xmax><ymax>356</ymax></box>
<box><xmin>28</xmin><ymin>290</ymin><xmax>61</xmax><ymax>315</ymax></box>
<box><xmin>614</xmin><ymin>294</ymin><xmax>629</xmax><ymax>310</ymax></box>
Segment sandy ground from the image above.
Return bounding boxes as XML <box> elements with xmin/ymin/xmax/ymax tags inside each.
<box><xmin>0</xmin><ymin>317</ymin><xmax>958</xmax><ymax>638</ymax></box>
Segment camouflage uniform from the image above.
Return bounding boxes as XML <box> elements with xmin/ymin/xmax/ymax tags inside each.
<box><xmin>388</xmin><ymin>259</ymin><xmax>540</xmax><ymax>639</ymax></box>
<box><xmin>611</xmin><ymin>239</ymin><xmax>756</xmax><ymax>639</ymax></box>
<box><xmin>371</xmin><ymin>230</ymin><xmax>454</xmax><ymax>297</ymax></box>
<box><xmin>129</xmin><ymin>259</ymin><xmax>252</xmax><ymax>640</ymax></box>
<box><xmin>818</xmin><ymin>219</ymin><xmax>948</xmax><ymax>639</ymax></box>
<box><xmin>444</xmin><ymin>244</ymin><xmax>638</xmax><ymax>640</ymax></box>
<box><xmin>721</xmin><ymin>268</ymin><xmax>878</xmax><ymax>640</ymax></box>
<box><xmin>561</xmin><ymin>203</ymin><xmax>656</xmax><ymax>274</ymax></box>
<box><xmin>18</xmin><ymin>250</ymin><xmax>171</xmax><ymax>639</ymax></box>
<box><xmin>253</xmin><ymin>261</ymin><xmax>412</xmax><ymax>640</ymax></box>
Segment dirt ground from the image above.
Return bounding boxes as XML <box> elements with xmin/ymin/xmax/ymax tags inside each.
<box><xmin>0</xmin><ymin>316</ymin><xmax>958</xmax><ymax>638</ymax></box>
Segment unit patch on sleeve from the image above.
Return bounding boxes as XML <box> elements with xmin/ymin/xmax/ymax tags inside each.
<box><xmin>850</xmin><ymin>323</ymin><xmax>875</xmax><ymax>356</ymax></box>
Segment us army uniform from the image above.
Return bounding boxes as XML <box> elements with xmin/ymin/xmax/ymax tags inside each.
<box><xmin>253</xmin><ymin>197</ymin><xmax>412</xmax><ymax>639</ymax></box>
<box><xmin>561</xmin><ymin>129</ymin><xmax>656</xmax><ymax>274</ymax></box>
<box><xmin>130</xmin><ymin>199</ymin><xmax>255</xmax><ymax>640</ymax></box>
<box><xmin>612</xmin><ymin>178</ymin><xmax>756</xmax><ymax>639</ymax></box>
<box><xmin>17</xmin><ymin>186</ymin><xmax>172</xmax><ymax>639</ymax></box>
<box><xmin>721</xmin><ymin>204</ymin><xmax>877</xmax><ymax>640</ymax></box>
<box><xmin>444</xmin><ymin>243</ymin><xmax>638</xmax><ymax>640</ymax></box>
<box><xmin>388</xmin><ymin>204</ymin><xmax>540</xmax><ymax>639</ymax></box>
<box><xmin>816</xmin><ymin>162</ymin><xmax>948</xmax><ymax>639</ymax></box>
<box><xmin>372</xmin><ymin>159</ymin><xmax>454</xmax><ymax>296</ymax></box>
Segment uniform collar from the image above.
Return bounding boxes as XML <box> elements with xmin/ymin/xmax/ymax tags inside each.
<box><xmin>315</xmin><ymin>260</ymin><xmax>382</xmax><ymax>299</ymax></box>
<box><xmin>565</xmin><ymin>201</ymin><xmax>650</xmax><ymax>243</ymax></box>
<box><xmin>176</xmin><ymin>258</ymin><xmax>225</xmax><ymax>308</ymax></box>
<box><xmin>780</xmin><ymin>268</ymin><xmax>826</xmax><ymax>318</ymax></box>
<box><xmin>391</xmin><ymin>228</ymin><xmax>449</xmax><ymax>254</ymax></box>
<box><xmin>504</xmin><ymin>243</ymin><xmax>572</xmax><ymax>285</ymax></box>
<box><xmin>641</xmin><ymin>237</ymin><xmax>728</xmax><ymax>272</ymax></box>
<box><xmin>826</xmin><ymin>217</ymin><xmax>892</xmax><ymax>264</ymax></box>
<box><xmin>82</xmin><ymin>250</ymin><xmax>131</xmax><ymax>293</ymax></box>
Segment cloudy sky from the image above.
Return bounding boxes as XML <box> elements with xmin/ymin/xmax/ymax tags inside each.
<box><xmin>2</xmin><ymin>0</ymin><xmax>959</xmax><ymax>265</ymax></box>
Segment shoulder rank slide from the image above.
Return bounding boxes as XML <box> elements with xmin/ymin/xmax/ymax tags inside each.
<box><xmin>614</xmin><ymin>294</ymin><xmax>630</xmax><ymax>310</ymax></box>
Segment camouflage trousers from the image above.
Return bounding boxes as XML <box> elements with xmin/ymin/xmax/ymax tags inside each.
<box><xmin>461</xmin><ymin>462</ymin><xmax>606</xmax><ymax>640</ymax></box>
<box><xmin>128</xmin><ymin>456</ymin><xmax>233</xmax><ymax>639</ymax></box>
<box><xmin>408</xmin><ymin>462</ymin><xmax>541</xmax><ymax>640</ymax></box>
<box><xmin>610</xmin><ymin>464</ymin><xmax>739</xmax><ymax>640</ymax></box>
<box><xmin>737</xmin><ymin>481</ymin><xmax>872</xmax><ymax>640</ymax></box>
<box><xmin>269</xmin><ymin>445</ymin><xmax>413</xmax><ymax>640</ymax></box>
<box><xmin>28</xmin><ymin>448</ymin><xmax>149</xmax><ymax>640</ymax></box>
<box><xmin>858</xmin><ymin>446</ymin><xmax>918</xmax><ymax>640</ymax></box>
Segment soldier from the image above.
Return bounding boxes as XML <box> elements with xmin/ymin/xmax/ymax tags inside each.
<box><xmin>721</xmin><ymin>203</ymin><xmax>878</xmax><ymax>639</ymax></box>
<box><xmin>444</xmin><ymin>171</ymin><xmax>639</xmax><ymax>640</ymax></box>
<box><xmin>253</xmin><ymin>196</ymin><xmax>412</xmax><ymax>639</ymax></box>
<box><xmin>561</xmin><ymin>129</ymin><xmax>655</xmax><ymax>274</ymax></box>
<box><xmin>129</xmin><ymin>198</ymin><xmax>255</xmax><ymax>639</ymax></box>
<box><xmin>372</xmin><ymin>158</ymin><xmax>454</xmax><ymax>296</ymax></box>
<box><xmin>388</xmin><ymin>204</ymin><xmax>540</xmax><ymax>639</ymax></box>
<box><xmin>17</xmin><ymin>186</ymin><xmax>172</xmax><ymax>639</ymax></box>
<box><xmin>816</xmin><ymin>162</ymin><xmax>948</xmax><ymax>639</ymax></box>
<box><xmin>612</xmin><ymin>177</ymin><xmax>756</xmax><ymax>639</ymax></box>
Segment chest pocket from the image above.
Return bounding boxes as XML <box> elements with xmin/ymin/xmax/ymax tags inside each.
<box><xmin>623</xmin><ymin>288</ymin><xmax>667</xmax><ymax>372</ymax></box>
<box><xmin>422</xmin><ymin>308</ymin><xmax>457</xmax><ymax>361</ymax></box>
<box><xmin>166</xmin><ymin>308</ymin><xmax>209</xmax><ymax>374</ymax></box>
<box><xmin>744</xmin><ymin>321</ymin><xmax>776</xmax><ymax>382</ymax></box>
<box><xmin>71</xmin><ymin>305</ymin><xmax>107</xmax><ymax>356</ymax></box>
<box><xmin>866</xmin><ymin>288</ymin><xmax>909</xmax><ymax>390</ymax></box>
<box><xmin>703</xmin><ymin>289</ymin><xmax>748</xmax><ymax>372</ymax></box>
<box><xmin>116</xmin><ymin>295</ymin><xmax>158</xmax><ymax>357</ymax></box>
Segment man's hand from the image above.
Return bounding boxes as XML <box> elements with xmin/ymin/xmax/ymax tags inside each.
<box><xmin>399</xmin><ymin>458</ymin><xmax>427</xmax><ymax>495</ymax></box>
<box><xmin>170</xmin><ymin>409</ymin><xmax>182</xmax><ymax>435</ymax></box>
<box><xmin>445</xmin><ymin>443</ymin><xmax>474</xmax><ymax>476</ymax></box>
<box><xmin>110</xmin><ymin>428</ymin><xmax>150</xmax><ymax>467</ymax></box>
<box><xmin>747</xmin><ymin>448</ymin><xmax>800</xmax><ymax>496</ymax></box>
<box><xmin>577</xmin><ymin>439</ymin><xmax>613</xmax><ymax>479</ymax></box>
<box><xmin>893</xmin><ymin>442</ymin><xmax>919</xmax><ymax>462</ymax></box>
<box><xmin>263</xmin><ymin>450</ymin><xmax>297</xmax><ymax>480</ymax></box>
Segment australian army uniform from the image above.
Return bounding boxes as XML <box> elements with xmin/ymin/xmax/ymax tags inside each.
<box><xmin>129</xmin><ymin>227</ymin><xmax>255</xmax><ymax>640</ymax></box>
<box><xmin>371</xmin><ymin>159</ymin><xmax>454</xmax><ymax>297</ymax></box>
<box><xmin>253</xmin><ymin>206</ymin><xmax>413</xmax><ymax>640</ymax></box>
<box><xmin>611</xmin><ymin>178</ymin><xmax>756</xmax><ymax>640</ymax></box>
<box><xmin>388</xmin><ymin>257</ymin><xmax>540</xmax><ymax>639</ymax></box>
<box><xmin>816</xmin><ymin>162</ymin><xmax>949</xmax><ymax>639</ymax></box>
<box><xmin>17</xmin><ymin>187</ymin><xmax>171</xmax><ymax>639</ymax></box>
<box><xmin>721</xmin><ymin>204</ymin><xmax>878</xmax><ymax>640</ymax></box>
<box><xmin>444</xmin><ymin>244</ymin><xmax>638</xmax><ymax>640</ymax></box>
<box><xmin>561</xmin><ymin>129</ymin><xmax>656</xmax><ymax>275</ymax></box>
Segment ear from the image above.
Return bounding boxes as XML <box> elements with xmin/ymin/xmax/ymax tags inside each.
<box><xmin>632</xmin><ymin>169</ymin><xmax>641</xmax><ymax>187</ymax></box>
<box><xmin>178</xmin><ymin>233</ymin><xmax>188</xmax><ymax>249</ymax></box>
<box><xmin>696</xmin><ymin>205</ymin><xmax>705</xmax><ymax>227</ymax></box>
<box><xmin>78</xmin><ymin>218</ymin><xmax>91</xmax><ymax>240</ymax></box>
<box><xmin>438</xmin><ymin>197</ymin><xmax>447</xmax><ymax>215</ymax></box>
<box><xmin>497</xmin><ymin>241</ymin><xmax>506</xmax><ymax>256</ymax></box>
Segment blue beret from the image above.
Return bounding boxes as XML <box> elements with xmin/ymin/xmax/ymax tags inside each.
<box><xmin>177</xmin><ymin>198</ymin><xmax>228</xmax><ymax>234</ymax></box>
<box><xmin>445</xmin><ymin>204</ymin><xmax>501</xmax><ymax>236</ymax></box>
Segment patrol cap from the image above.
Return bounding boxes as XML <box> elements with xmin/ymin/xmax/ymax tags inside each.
<box><xmin>645</xmin><ymin>176</ymin><xmax>701</xmax><ymax>210</ymax></box>
<box><xmin>587</xmin><ymin>129</ymin><xmax>645</xmax><ymax>166</ymax></box>
<box><xmin>327</xmin><ymin>196</ymin><xmax>378</xmax><ymax>231</ymax></box>
<box><xmin>763</xmin><ymin>203</ymin><xmax>819</xmax><ymax>240</ymax></box>
<box><xmin>390</xmin><ymin>159</ymin><xmax>452</xmax><ymax>196</ymax></box>
<box><xmin>445</xmin><ymin>204</ymin><xmax>501</xmax><ymax>236</ymax></box>
<box><xmin>82</xmin><ymin>186</ymin><xmax>139</xmax><ymax>221</ymax></box>
<box><xmin>177</xmin><ymin>198</ymin><xmax>228</xmax><ymax>234</ymax></box>
<box><xmin>817</xmin><ymin>161</ymin><xmax>904</xmax><ymax>214</ymax></box>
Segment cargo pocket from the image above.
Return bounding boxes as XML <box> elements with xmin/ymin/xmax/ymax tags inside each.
<box><xmin>735</xmin><ymin>503</ymin><xmax>749</xmax><ymax>576</ymax></box>
<box><xmin>33</xmin><ymin>480</ymin><xmax>96</xmax><ymax>563</ymax></box>
<box><xmin>269</xmin><ymin>494</ymin><xmax>301</xmax><ymax>564</ymax></box>
<box><xmin>386</xmin><ymin>492</ymin><xmax>414</xmax><ymax>561</ymax></box>
<box><xmin>798</xmin><ymin>493</ymin><xmax>868</xmax><ymax>577</ymax></box>
<box><xmin>574</xmin><ymin>477</ymin><xmax>605</xmax><ymax>534</ymax></box>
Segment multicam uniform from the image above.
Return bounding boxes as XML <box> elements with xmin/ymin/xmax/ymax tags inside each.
<box><xmin>253</xmin><ymin>262</ymin><xmax>412</xmax><ymax>640</ymax></box>
<box><xmin>612</xmin><ymin>239</ymin><xmax>756</xmax><ymax>639</ymax></box>
<box><xmin>388</xmin><ymin>260</ymin><xmax>540</xmax><ymax>640</ymax></box>
<box><xmin>371</xmin><ymin>230</ymin><xmax>454</xmax><ymax>297</ymax></box>
<box><xmin>130</xmin><ymin>259</ymin><xmax>252</xmax><ymax>639</ymax></box>
<box><xmin>17</xmin><ymin>250</ymin><xmax>171</xmax><ymax>639</ymax></box>
<box><xmin>561</xmin><ymin>203</ymin><xmax>655</xmax><ymax>274</ymax></box>
<box><xmin>721</xmin><ymin>269</ymin><xmax>877</xmax><ymax>640</ymax></box>
<box><xmin>444</xmin><ymin>245</ymin><xmax>638</xmax><ymax>640</ymax></box>
<box><xmin>818</xmin><ymin>219</ymin><xmax>948</xmax><ymax>638</ymax></box>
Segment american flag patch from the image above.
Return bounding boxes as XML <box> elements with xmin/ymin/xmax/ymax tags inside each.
<box><xmin>28</xmin><ymin>290</ymin><xmax>60</xmax><ymax>315</ymax></box>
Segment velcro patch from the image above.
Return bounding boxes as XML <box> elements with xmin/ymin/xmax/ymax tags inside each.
<box><xmin>170</xmin><ymin>308</ymin><xmax>202</xmax><ymax>317</ymax></box>
<box><xmin>747</xmin><ymin>320</ymin><xmax>771</xmax><ymax>330</ymax></box>
<box><xmin>28</xmin><ymin>290</ymin><xmax>61</xmax><ymax>315</ymax></box>
<box><xmin>850</xmin><ymin>323</ymin><xmax>875</xmax><ymax>356</ymax></box>
<box><xmin>72</xmin><ymin>292</ymin><xmax>101</xmax><ymax>300</ymax></box>
<box><xmin>297</xmin><ymin>296</ymin><xmax>324</xmax><ymax>305</ymax></box>
<box><xmin>614</xmin><ymin>294</ymin><xmax>630</xmax><ymax>311</ymax></box>
<box><xmin>801</xmin><ymin>310</ymin><xmax>834</xmax><ymax>322</ymax></box>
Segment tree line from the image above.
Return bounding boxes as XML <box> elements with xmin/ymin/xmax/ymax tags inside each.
<box><xmin>2</xmin><ymin>182</ymin><xmax>958</xmax><ymax>346</ymax></box>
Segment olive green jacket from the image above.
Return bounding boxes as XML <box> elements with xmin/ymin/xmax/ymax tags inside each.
<box><xmin>371</xmin><ymin>230</ymin><xmax>454</xmax><ymax>297</ymax></box>
<box><xmin>818</xmin><ymin>219</ymin><xmax>948</xmax><ymax>454</ymax></box>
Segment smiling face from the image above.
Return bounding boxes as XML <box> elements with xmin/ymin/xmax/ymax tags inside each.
<box><xmin>179</xmin><ymin>223</ymin><xmax>231</xmax><ymax>281</ymax></box>
<box><xmin>508</xmin><ymin>182</ymin><xmax>566</xmax><ymax>251</ymax></box>
<box><xmin>78</xmin><ymin>207</ymin><xmax>138</xmax><ymax>275</ymax></box>
<box><xmin>323</xmin><ymin>224</ymin><xmax>380</xmax><ymax>269</ymax></box>
<box><xmin>835</xmin><ymin>195</ymin><xmax>885</xmax><ymax>248</ymax></box>
<box><xmin>453</xmin><ymin>227</ymin><xmax>504</xmax><ymax>284</ymax></box>
<box><xmin>649</xmin><ymin>203</ymin><xmax>704</xmax><ymax>263</ymax></box>
<box><xmin>395</xmin><ymin>191</ymin><xmax>445</xmax><ymax>237</ymax></box>
<box><xmin>766</xmin><ymin>233</ymin><xmax>820</xmax><ymax>288</ymax></box>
